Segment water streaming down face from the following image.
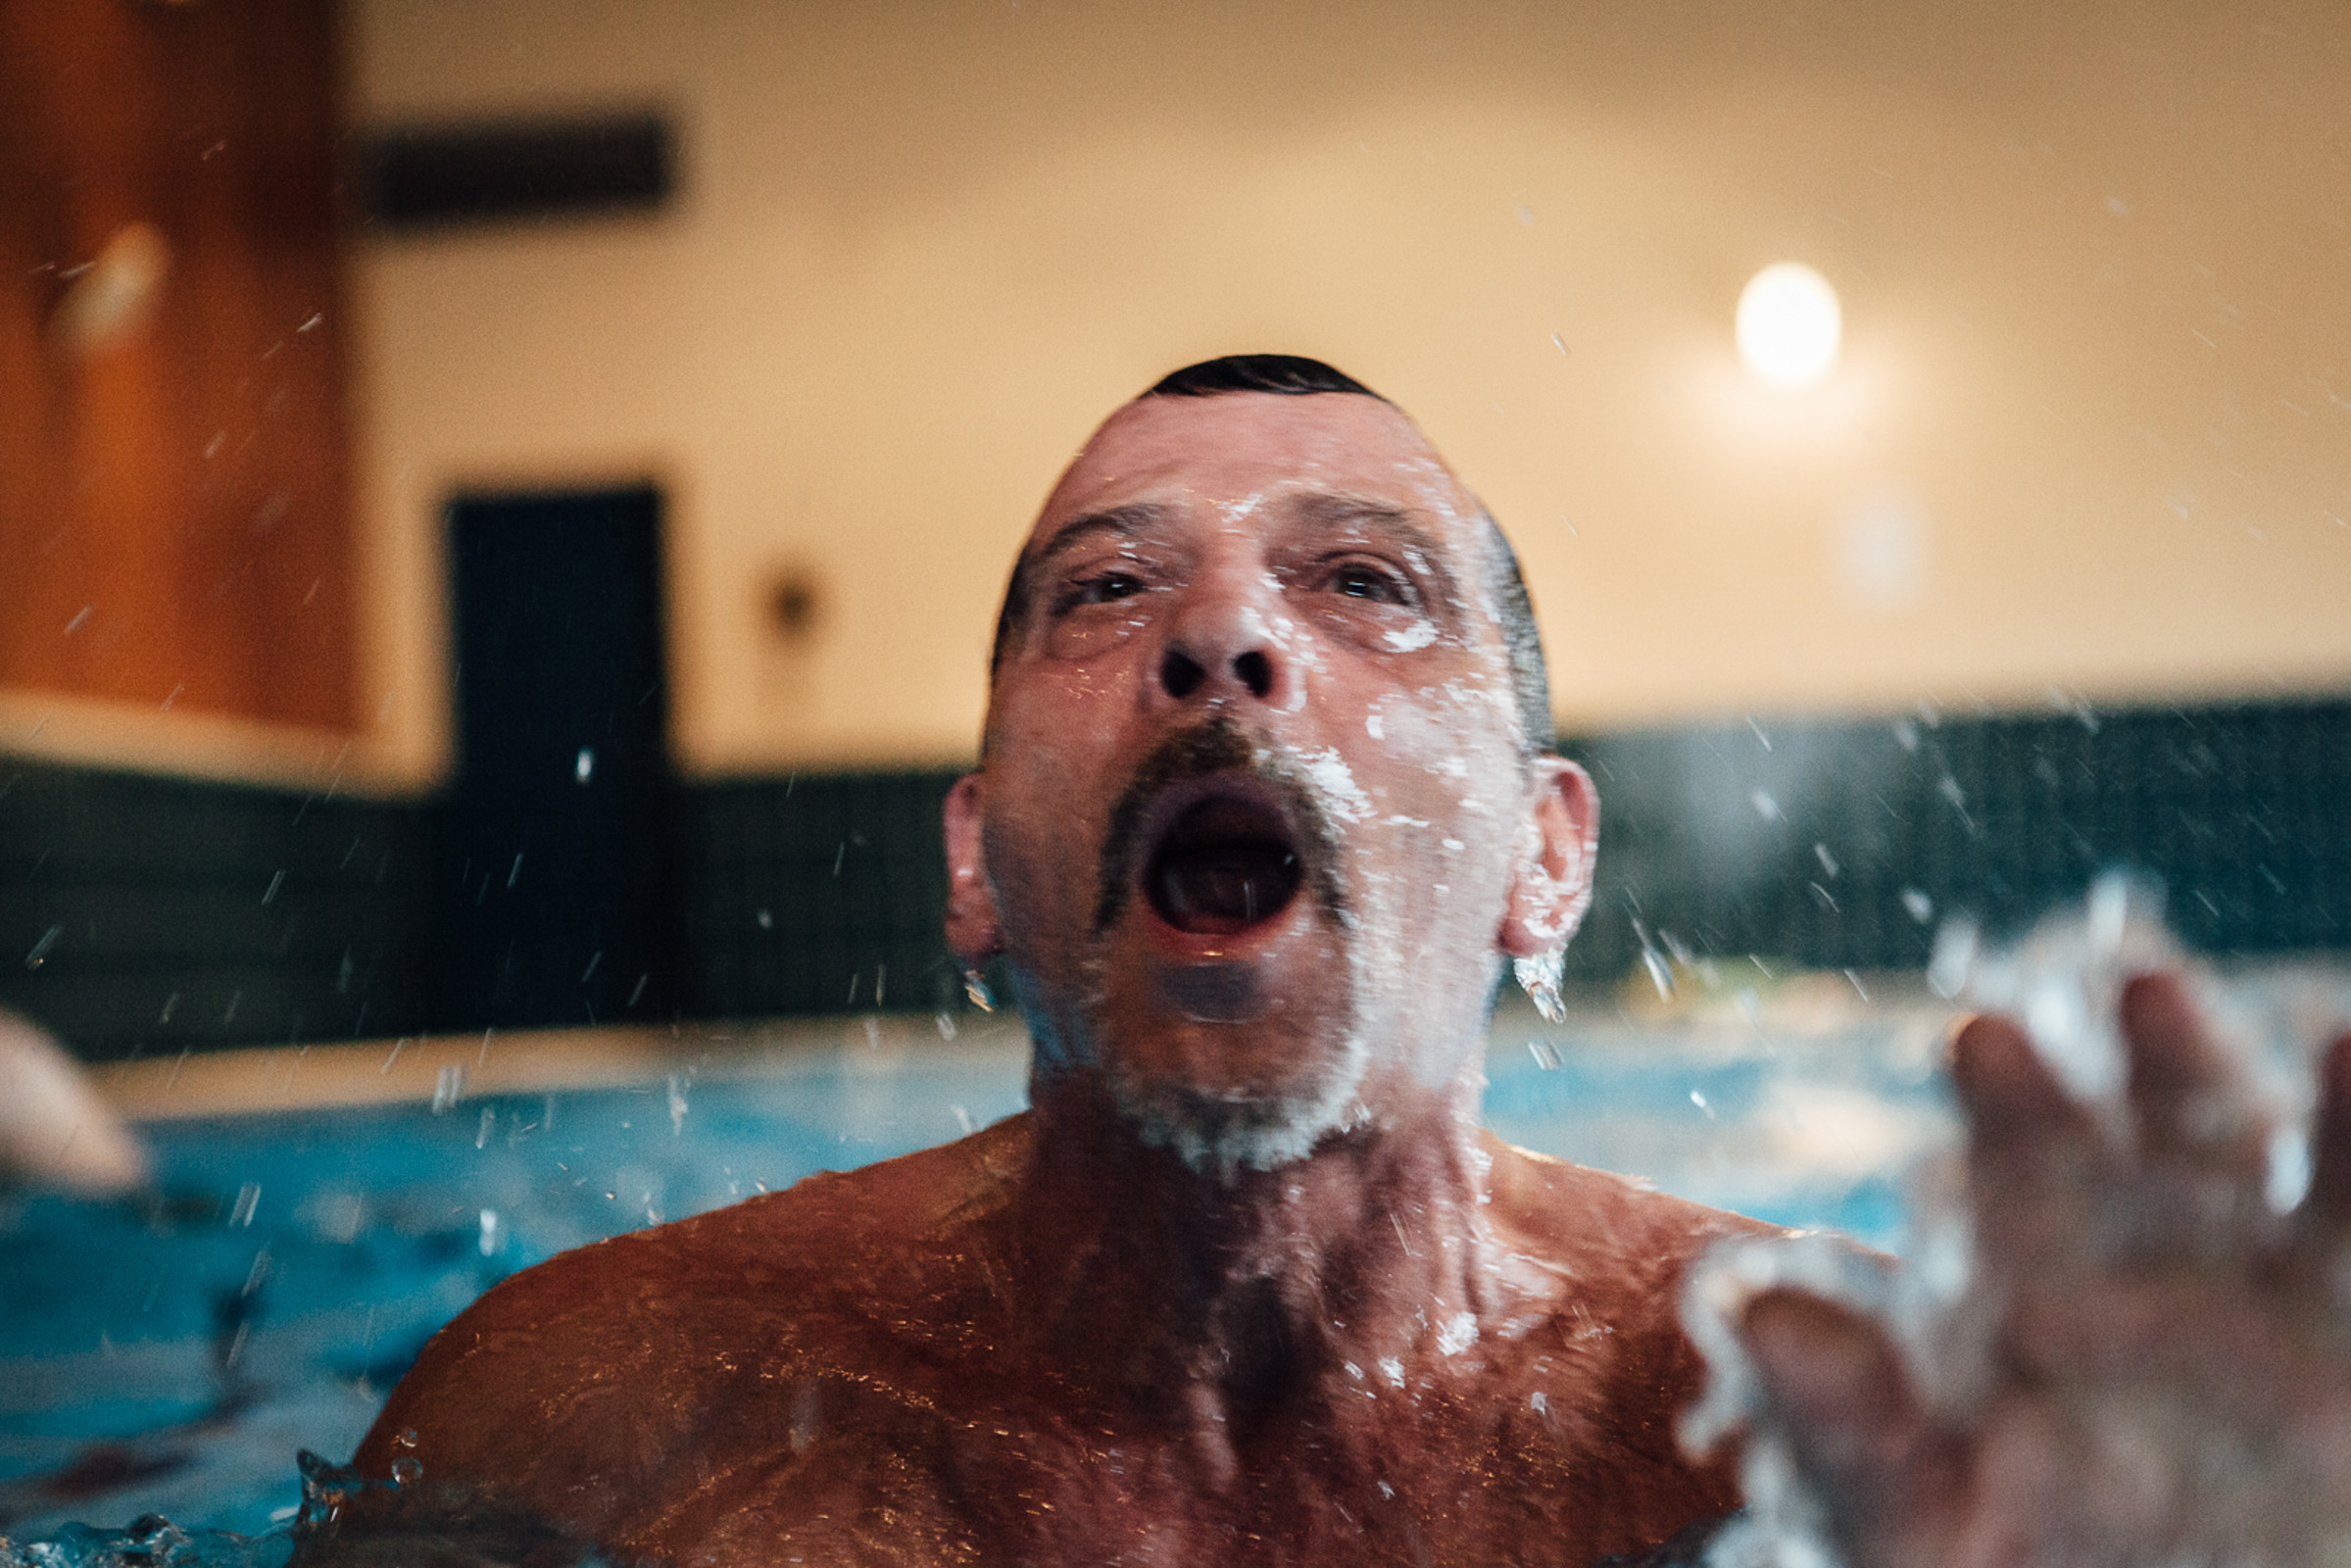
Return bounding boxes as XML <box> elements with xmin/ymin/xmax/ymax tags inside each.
<box><xmin>972</xmin><ymin>384</ymin><xmax>1567</xmax><ymax>1182</ymax></box>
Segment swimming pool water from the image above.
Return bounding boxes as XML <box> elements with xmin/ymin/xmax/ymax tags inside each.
<box><xmin>0</xmin><ymin>995</ymin><xmax>1954</xmax><ymax>1542</ymax></box>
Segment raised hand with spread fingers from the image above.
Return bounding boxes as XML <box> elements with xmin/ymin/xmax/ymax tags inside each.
<box><xmin>1703</xmin><ymin>969</ymin><xmax>2351</xmax><ymax>1568</ymax></box>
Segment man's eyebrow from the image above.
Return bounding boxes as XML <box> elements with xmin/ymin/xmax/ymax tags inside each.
<box><xmin>1031</xmin><ymin>502</ymin><xmax>1167</xmax><ymax>565</ymax></box>
<box><xmin>996</xmin><ymin>503</ymin><xmax>1167</xmax><ymax>673</ymax></box>
<box><xmin>1285</xmin><ymin>494</ymin><xmax>1461</xmax><ymax>586</ymax></box>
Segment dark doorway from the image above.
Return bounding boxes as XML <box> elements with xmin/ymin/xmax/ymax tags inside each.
<box><xmin>426</xmin><ymin>487</ymin><xmax>678</xmax><ymax>1030</ymax></box>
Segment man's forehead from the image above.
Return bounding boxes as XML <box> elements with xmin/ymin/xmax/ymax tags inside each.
<box><xmin>1027</xmin><ymin>392</ymin><xmax>1480</xmax><ymax>549</ymax></box>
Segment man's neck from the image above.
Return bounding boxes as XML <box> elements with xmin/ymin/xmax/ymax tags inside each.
<box><xmin>1009</xmin><ymin>1071</ymin><xmax>1507</xmax><ymax>1474</ymax></box>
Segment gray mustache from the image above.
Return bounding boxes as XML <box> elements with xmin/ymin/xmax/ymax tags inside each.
<box><xmin>1091</xmin><ymin>716</ymin><xmax>1349</xmax><ymax>937</ymax></box>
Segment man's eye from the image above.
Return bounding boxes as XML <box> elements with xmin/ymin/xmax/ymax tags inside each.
<box><xmin>1327</xmin><ymin>564</ymin><xmax>1408</xmax><ymax>604</ymax></box>
<box><xmin>1053</xmin><ymin>570</ymin><xmax>1147</xmax><ymax>613</ymax></box>
<box><xmin>1080</xmin><ymin>572</ymin><xmax>1144</xmax><ymax>605</ymax></box>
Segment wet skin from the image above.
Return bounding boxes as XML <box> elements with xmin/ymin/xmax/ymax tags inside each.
<box><xmin>334</xmin><ymin>393</ymin><xmax>1770</xmax><ymax>1564</ymax></box>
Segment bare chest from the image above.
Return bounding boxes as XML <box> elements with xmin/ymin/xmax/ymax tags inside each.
<box><xmin>607</xmin><ymin>1365</ymin><xmax>1726</xmax><ymax>1568</ymax></box>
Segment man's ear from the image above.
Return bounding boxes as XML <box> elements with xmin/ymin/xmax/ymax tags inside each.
<box><xmin>1498</xmin><ymin>757</ymin><xmax>1598</xmax><ymax>957</ymax></box>
<box><xmin>943</xmin><ymin>772</ymin><xmax>1004</xmax><ymax>965</ymax></box>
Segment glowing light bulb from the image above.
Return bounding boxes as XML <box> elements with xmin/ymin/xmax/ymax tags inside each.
<box><xmin>1736</xmin><ymin>262</ymin><xmax>1842</xmax><ymax>391</ymax></box>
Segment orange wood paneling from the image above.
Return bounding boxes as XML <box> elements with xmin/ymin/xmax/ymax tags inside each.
<box><xmin>0</xmin><ymin>0</ymin><xmax>356</xmax><ymax>732</ymax></box>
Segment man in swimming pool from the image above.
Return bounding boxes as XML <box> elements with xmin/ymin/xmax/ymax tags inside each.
<box><xmin>319</xmin><ymin>358</ymin><xmax>2351</xmax><ymax>1567</ymax></box>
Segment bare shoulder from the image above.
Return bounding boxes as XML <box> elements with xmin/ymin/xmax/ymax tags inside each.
<box><xmin>1470</xmin><ymin>1134</ymin><xmax>1774</xmax><ymax>1500</ymax></box>
<box><xmin>1481</xmin><ymin>1131</ymin><xmax>1779</xmax><ymax>1328</ymax></box>
<box><xmin>351</xmin><ymin>1115</ymin><xmax>1035</xmax><ymax>1523</ymax></box>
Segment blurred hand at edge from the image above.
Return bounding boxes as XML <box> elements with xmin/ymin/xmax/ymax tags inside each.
<box><xmin>1701</xmin><ymin>970</ymin><xmax>2351</xmax><ymax>1568</ymax></box>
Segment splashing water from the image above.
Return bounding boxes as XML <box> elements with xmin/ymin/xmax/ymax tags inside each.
<box><xmin>1679</xmin><ymin>876</ymin><xmax>2349</xmax><ymax>1568</ymax></box>
<box><xmin>1937</xmin><ymin>869</ymin><xmax>2175</xmax><ymax>1102</ymax></box>
<box><xmin>0</xmin><ymin>1456</ymin><xmax>395</xmax><ymax>1568</ymax></box>
<box><xmin>1513</xmin><ymin>950</ymin><xmax>1567</xmax><ymax>1023</ymax></box>
<box><xmin>0</xmin><ymin>1449</ymin><xmax>629</xmax><ymax>1568</ymax></box>
<box><xmin>0</xmin><ymin>1517</ymin><xmax>290</xmax><ymax>1568</ymax></box>
<box><xmin>1682</xmin><ymin>1234</ymin><xmax>1880</xmax><ymax>1568</ymax></box>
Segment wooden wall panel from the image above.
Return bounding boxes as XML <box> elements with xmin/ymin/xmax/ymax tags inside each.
<box><xmin>0</xmin><ymin>0</ymin><xmax>356</xmax><ymax>732</ymax></box>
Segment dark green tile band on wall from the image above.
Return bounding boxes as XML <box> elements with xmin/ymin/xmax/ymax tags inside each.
<box><xmin>1559</xmin><ymin>697</ymin><xmax>2349</xmax><ymax>982</ymax></box>
<box><xmin>0</xmin><ymin>764</ymin><xmax>431</xmax><ymax>1060</ymax></box>
<box><xmin>3</xmin><ymin>696</ymin><xmax>2346</xmax><ymax>1061</ymax></box>
<box><xmin>0</xmin><ymin>766</ymin><xmax>971</xmax><ymax>1060</ymax></box>
<box><xmin>677</xmin><ymin>771</ymin><xmax>967</xmax><ymax>1021</ymax></box>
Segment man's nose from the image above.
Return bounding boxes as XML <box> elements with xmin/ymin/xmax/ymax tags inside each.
<box><xmin>1155</xmin><ymin>577</ymin><xmax>1286</xmax><ymax>706</ymax></box>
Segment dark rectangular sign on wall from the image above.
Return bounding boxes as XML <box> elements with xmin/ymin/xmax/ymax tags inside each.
<box><xmin>359</xmin><ymin>114</ymin><xmax>673</xmax><ymax>229</ymax></box>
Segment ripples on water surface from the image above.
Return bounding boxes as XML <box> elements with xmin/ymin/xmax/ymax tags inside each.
<box><xmin>2</xmin><ymin>974</ymin><xmax>2130</xmax><ymax>1552</ymax></box>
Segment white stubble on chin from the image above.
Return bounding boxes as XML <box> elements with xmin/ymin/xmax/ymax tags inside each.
<box><xmin>1099</xmin><ymin>892</ymin><xmax>1393</xmax><ymax>1177</ymax></box>
<box><xmin>1123</xmin><ymin>840</ymin><xmax>1413</xmax><ymax>1177</ymax></box>
<box><xmin>1048</xmin><ymin>727</ymin><xmax>1434</xmax><ymax>1174</ymax></box>
<box><xmin>1107</xmin><ymin>1020</ymin><xmax>1376</xmax><ymax>1177</ymax></box>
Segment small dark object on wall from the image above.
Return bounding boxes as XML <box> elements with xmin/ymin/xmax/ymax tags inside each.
<box><xmin>767</xmin><ymin>570</ymin><xmax>823</xmax><ymax>643</ymax></box>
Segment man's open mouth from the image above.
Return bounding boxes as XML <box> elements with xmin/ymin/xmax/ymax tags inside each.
<box><xmin>1143</xmin><ymin>791</ymin><xmax>1304</xmax><ymax>936</ymax></box>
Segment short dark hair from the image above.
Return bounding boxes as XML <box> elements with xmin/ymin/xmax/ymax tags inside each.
<box><xmin>989</xmin><ymin>355</ymin><xmax>1555</xmax><ymax>756</ymax></box>
<box><xmin>1146</xmin><ymin>354</ymin><xmax>1385</xmax><ymax>400</ymax></box>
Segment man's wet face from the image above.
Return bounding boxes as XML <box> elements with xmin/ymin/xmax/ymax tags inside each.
<box><xmin>976</xmin><ymin>392</ymin><xmax>1535</xmax><ymax>1171</ymax></box>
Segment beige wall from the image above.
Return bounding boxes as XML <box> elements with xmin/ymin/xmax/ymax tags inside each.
<box><xmin>332</xmin><ymin>0</ymin><xmax>2350</xmax><ymax>783</ymax></box>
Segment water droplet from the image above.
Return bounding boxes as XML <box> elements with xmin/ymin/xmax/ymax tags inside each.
<box><xmin>1513</xmin><ymin>952</ymin><xmax>1565</xmax><ymax>1023</ymax></box>
<box><xmin>299</xmin><ymin>1446</ymin><xmax>363</xmax><ymax>1523</ymax></box>
<box><xmin>1641</xmin><ymin>946</ymin><xmax>1676</xmax><ymax>1003</ymax></box>
<box><xmin>1927</xmin><ymin>917</ymin><xmax>1978</xmax><ymax>1000</ymax></box>
<box><xmin>2266</xmin><ymin>1126</ymin><xmax>2312</xmax><ymax>1213</ymax></box>
<box><xmin>2086</xmin><ymin>870</ymin><xmax>2131</xmax><ymax>955</ymax></box>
